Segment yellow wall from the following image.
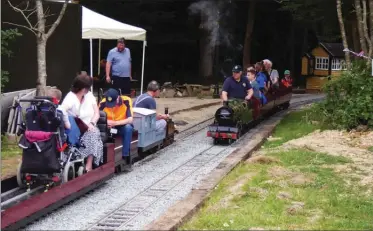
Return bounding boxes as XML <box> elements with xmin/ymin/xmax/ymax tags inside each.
<box><xmin>311</xmin><ymin>46</ymin><xmax>329</xmax><ymax>57</ymax></box>
<box><xmin>301</xmin><ymin>57</ymin><xmax>308</xmax><ymax>75</ymax></box>
<box><xmin>306</xmin><ymin>77</ymin><xmax>329</xmax><ymax>90</ymax></box>
<box><xmin>331</xmin><ymin>70</ymin><xmax>343</xmax><ymax>77</ymax></box>
<box><xmin>311</xmin><ymin>46</ymin><xmax>330</xmax><ymax>76</ymax></box>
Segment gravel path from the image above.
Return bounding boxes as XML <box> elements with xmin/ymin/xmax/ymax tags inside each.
<box><xmin>25</xmin><ymin>94</ymin><xmax>324</xmax><ymax>231</ymax></box>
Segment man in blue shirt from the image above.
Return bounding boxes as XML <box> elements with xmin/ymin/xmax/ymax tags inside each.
<box><xmin>133</xmin><ymin>81</ymin><xmax>168</xmax><ymax>133</ymax></box>
<box><xmin>106</xmin><ymin>38</ymin><xmax>132</xmax><ymax>96</ymax></box>
<box><xmin>221</xmin><ymin>65</ymin><xmax>253</xmax><ymax>101</ymax></box>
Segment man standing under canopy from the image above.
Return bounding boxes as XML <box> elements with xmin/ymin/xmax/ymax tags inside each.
<box><xmin>106</xmin><ymin>37</ymin><xmax>132</xmax><ymax>96</ymax></box>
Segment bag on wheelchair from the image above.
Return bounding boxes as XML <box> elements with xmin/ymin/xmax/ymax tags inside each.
<box><xmin>17</xmin><ymin>97</ymin><xmax>64</xmax><ymax>174</ymax></box>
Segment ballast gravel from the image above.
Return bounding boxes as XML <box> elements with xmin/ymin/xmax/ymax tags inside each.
<box><xmin>25</xmin><ymin>95</ymin><xmax>324</xmax><ymax>230</ymax></box>
<box><xmin>26</xmin><ymin>129</ymin><xmax>224</xmax><ymax>230</ymax></box>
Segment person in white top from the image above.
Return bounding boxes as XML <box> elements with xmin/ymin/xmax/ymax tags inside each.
<box><xmin>61</xmin><ymin>72</ymin><xmax>103</xmax><ymax>172</ymax></box>
<box><xmin>263</xmin><ymin>59</ymin><xmax>279</xmax><ymax>88</ymax></box>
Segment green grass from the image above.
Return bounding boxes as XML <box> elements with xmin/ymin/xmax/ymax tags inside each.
<box><xmin>181</xmin><ymin>149</ymin><xmax>372</xmax><ymax>230</ymax></box>
<box><xmin>1</xmin><ymin>135</ymin><xmax>21</xmax><ymax>159</ymax></box>
<box><xmin>264</xmin><ymin>108</ymin><xmax>322</xmax><ymax>148</ymax></box>
<box><xmin>181</xmin><ymin>109</ymin><xmax>373</xmax><ymax>230</ymax></box>
<box><xmin>368</xmin><ymin>146</ymin><xmax>373</xmax><ymax>152</ymax></box>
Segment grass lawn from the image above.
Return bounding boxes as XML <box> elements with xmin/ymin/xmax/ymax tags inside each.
<box><xmin>181</xmin><ymin>108</ymin><xmax>373</xmax><ymax>230</ymax></box>
<box><xmin>1</xmin><ymin>136</ymin><xmax>22</xmax><ymax>179</ymax></box>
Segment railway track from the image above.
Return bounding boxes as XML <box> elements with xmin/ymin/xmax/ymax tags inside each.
<box><xmin>3</xmin><ymin>94</ymin><xmax>324</xmax><ymax>230</ymax></box>
<box><xmin>82</xmin><ymin>95</ymin><xmax>325</xmax><ymax>231</ymax></box>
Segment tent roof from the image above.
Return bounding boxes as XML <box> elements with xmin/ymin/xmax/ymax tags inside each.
<box><xmin>82</xmin><ymin>6</ymin><xmax>146</xmax><ymax>41</ymax></box>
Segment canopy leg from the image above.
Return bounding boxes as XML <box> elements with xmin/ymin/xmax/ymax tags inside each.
<box><xmin>140</xmin><ymin>41</ymin><xmax>147</xmax><ymax>95</ymax></box>
<box><xmin>90</xmin><ymin>38</ymin><xmax>93</xmax><ymax>92</ymax></box>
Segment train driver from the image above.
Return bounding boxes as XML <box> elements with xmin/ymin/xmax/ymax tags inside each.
<box><xmin>133</xmin><ymin>81</ymin><xmax>168</xmax><ymax>133</ymax></box>
<box><xmin>221</xmin><ymin>65</ymin><xmax>254</xmax><ymax>102</ymax></box>
<box><xmin>99</xmin><ymin>88</ymin><xmax>133</xmax><ymax>159</ymax></box>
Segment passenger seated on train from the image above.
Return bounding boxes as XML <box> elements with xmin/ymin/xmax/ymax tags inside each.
<box><xmin>99</xmin><ymin>88</ymin><xmax>133</xmax><ymax>158</ymax></box>
<box><xmin>282</xmin><ymin>70</ymin><xmax>293</xmax><ymax>87</ymax></box>
<box><xmin>255</xmin><ymin>62</ymin><xmax>268</xmax><ymax>93</ymax></box>
<box><xmin>46</xmin><ymin>88</ymin><xmax>71</xmax><ymax>129</ymax></box>
<box><xmin>247</xmin><ymin>69</ymin><xmax>261</xmax><ymax>119</ymax></box>
<box><xmin>221</xmin><ymin>65</ymin><xmax>253</xmax><ymax>101</ymax></box>
<box><xmin>133</xmin><ymin>80</ymin><xmax>168</xmax><ymax>133</ymax></box>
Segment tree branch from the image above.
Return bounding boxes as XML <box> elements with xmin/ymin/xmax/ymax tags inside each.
<box><xmin>45</xmin><ymin>0</ymin><xmax>69</xmax><ymax>39</ymax></box>
<box><xmin>7</xmin><ymin>0</ymin><xmax>39</xmax><ymax>31</ymax></box>
<box><xmin>2</xmin><ymin>21</ymin><xmax>37</xmax><ymax>35</ymax></box>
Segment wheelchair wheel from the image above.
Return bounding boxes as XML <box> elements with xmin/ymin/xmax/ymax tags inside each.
<box><xmin>62</xmin><ymin>162</ymin><xmax>75</xmax><ymax>183</ymax></box>
<box><xmin>16</xmin><ymin>161</ymin><xmax>25</xmax><ymax>187</ymax></box>
<box><xmin>77</xmin><ymin>166</ymin><xmax>84</xmax><ymax>177</ymax></box>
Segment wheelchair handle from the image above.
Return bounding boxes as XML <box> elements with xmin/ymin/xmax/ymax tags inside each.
<box><xmin>18</xmin><ymin>98</ymin><xmax>56</xmax><ymax>106</ymax></box>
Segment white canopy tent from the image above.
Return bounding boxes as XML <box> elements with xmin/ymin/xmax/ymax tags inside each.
<box><xmin>82</xmin><ymin>6</ymin><xmax>147</xmax><ymax>94</ymax></box>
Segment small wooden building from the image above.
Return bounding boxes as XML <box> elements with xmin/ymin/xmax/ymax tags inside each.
<box><xmin>301</xmin><ymin>42</ymin><xmax>346</xmax><ymax>92</ymax></box>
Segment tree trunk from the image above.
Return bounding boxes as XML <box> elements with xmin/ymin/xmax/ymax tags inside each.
<box><xmin>36</xmin><ymin>39</ymin><xmax>47</xmax><ymax>96</ymax></box>
<box><xmin>361</xmin><ymin>0</ymin><xmax>372</xmax><ymax>63</ymax></box>
<box><xmin>355</xmin><ymin>0</ymin><xmax>368</xmax><ymax>54</ymax></box>
<box><xmin>367</xmin><ymin>0</ymin><xmax>373</xmax><ymax>61</ymax></box>
<box><xmin>336</xmin><ymin>0</ymin><xmax>351</xmax><ymax>68</ymax></box>
<box><xmin>351</xmin><ymin>18</ymin><xmax>361</xmax><ymax>53</ymax></box>
<box><xmin>199</xmin><ymin>12</ymin><xmax>214</xmax><ymax>80</ymax></box>
<box><xmin>289</xmin><ymin>20</ymin><xmax>295</xmax><ymax>83</ymax></box>
<box><xmin>242</xmin><ymin>1</ymin><xmax>256</xmax><ymax>68</ymax></box>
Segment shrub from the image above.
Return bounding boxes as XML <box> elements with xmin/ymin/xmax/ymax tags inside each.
<box><xmin>315</xmin><ymin>61</ymin><xmax>373</xmax><ymax>129</ymax></box>
<box><xmin>1</xmin><ymin>29</ymin><xmax>22</xmax><ymax>89</ymax></box>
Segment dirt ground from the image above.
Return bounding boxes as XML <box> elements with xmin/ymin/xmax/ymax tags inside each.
<box><xmin>170</xmin><ymin>104</ymin><xmax>221</xmax><ymax>131</ymax></box>
<box><xmin>155</xmin><ymin>97</ymin><xmax>220</xmax><ymax>114</ymax></box>
<box><xmin>279</xmin><ymin>130</ymin><xmax>373</xmax><ymax>188</ymax></box>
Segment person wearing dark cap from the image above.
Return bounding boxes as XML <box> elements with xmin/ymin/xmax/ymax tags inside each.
<box><xmin>99</xmin><ymin>88</ymin><xmax>133</xmax><ymax>159</ymax></box>
<box><xmin>221</xmin><ymin>65</ymin><xmax>253</xmax><ymax>101</ymax></box>
<box><xmin>133</xmin><ymin>80</ymin><xmax>168</xmax><ymax>133</ymax></box>
<box><xmin>106</xmin><ymin>37</ymin><xmax>132</xmax><ymax>96</ymax></box>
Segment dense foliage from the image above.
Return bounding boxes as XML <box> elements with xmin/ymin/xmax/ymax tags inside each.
<box><xmin>1</xmin><ymin>29</ymin><xmax>22</xmax><ymax>89</ymax></box>
<box><xmin>316</xmin><ymin>61</ymin><xmax>373</xmax><ymax>129</ymax></box>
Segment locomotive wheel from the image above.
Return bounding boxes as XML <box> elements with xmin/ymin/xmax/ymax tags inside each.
<box><xmin>16</xmin><ymin>161</ymin><xmax>25</xmax><ymax>187</ymax></box>
<box><xmin>62</xmin><ymin>162</ymin><xmax>75</xmax><ymax>183</ymax></box>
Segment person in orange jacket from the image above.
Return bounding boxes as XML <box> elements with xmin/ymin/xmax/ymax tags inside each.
<box><xmin>99</xmin><ymin>88</ymin><xmax>133</xmax><ymax>159</ymax></box>
<box><xmin>281</xmin><ymin>70</ymin><xmax>293</xmax><ymax>87</ymax></box>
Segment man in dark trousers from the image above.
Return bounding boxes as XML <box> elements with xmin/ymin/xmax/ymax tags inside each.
<box><xmin>106</xmin><ymin>38</ymin><xmax>132</xmax><ymax>95</ymax></box>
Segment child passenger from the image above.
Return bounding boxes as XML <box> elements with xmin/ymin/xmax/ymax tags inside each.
<box><xmin>282</xmin><ymin>70</ymin><xmax>293</xmax><ymax>87</ymax></box>
<box><xmin>47</xmin><ymin>88</ymin><xmax>71</xmax><ymax>129</ymax></box>
<box><xmin>247</xmin><ymin>69</ymin><xmax>262</xmax><ymax>120</ymax></box>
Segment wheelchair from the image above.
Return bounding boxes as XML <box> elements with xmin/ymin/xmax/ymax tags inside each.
<box><xmin>16</xmin><ymin>97</ymin><xmax>85</xmax><ymax>192</ymax></box>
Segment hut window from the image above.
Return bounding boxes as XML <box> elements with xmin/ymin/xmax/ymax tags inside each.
<box><xmin>340</xmin><ymin>60</ymin><xmax>347</xmax><ymax>70</ymax></box>
<box><xmin>315</xmin><ymin>57</ymin><xmax>329</xmax><ymax>70</ymax></box>
<box><xmin>332</xmin><ymin>59</ymin><xmax>347</xmax><ymax>70</ymax></box>
<box><xmin>332</xmin><ymin>59</ymin><xmax>341</xmax><ymax>70</ymax></box>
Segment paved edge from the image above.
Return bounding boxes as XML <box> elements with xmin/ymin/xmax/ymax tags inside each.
<box><xmin>169</xmin><ymin>101</ymin><xmax>221</xmax><ymax>116</ymax></box>
<box><xmin>144</xmin><ymin>113</ymin><xmax>287</xmax><ymax>231</ymax></box>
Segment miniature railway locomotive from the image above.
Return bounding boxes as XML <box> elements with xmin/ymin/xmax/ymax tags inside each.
<box><xmin>207</xmin><ymin>84</ymin><xmax>292</xmax><ymax>144</ymax></box>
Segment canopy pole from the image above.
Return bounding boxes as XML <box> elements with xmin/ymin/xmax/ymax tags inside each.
<box><xmin>140</xmin><ymin>40</ymin><xmax>147</xmax><ymax>94</ymax></box>
<box><xmin>90</xmin><ymin>38</ymin><xmax>93</xmax><ymax>92</ymax></box>
<box><xmin>98</xmin><ymin>39</ymin><xmax>101</xmax><ymax>75</ymax></box>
